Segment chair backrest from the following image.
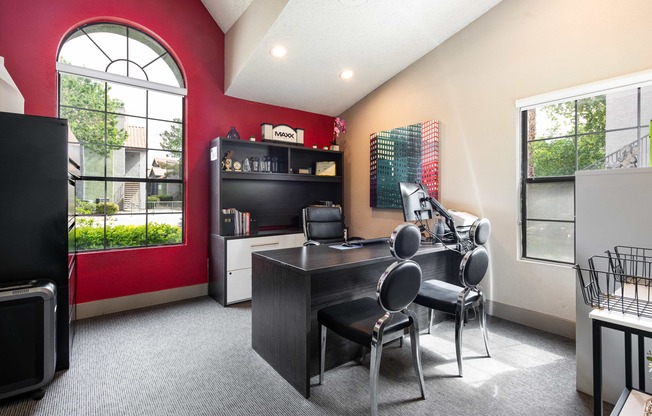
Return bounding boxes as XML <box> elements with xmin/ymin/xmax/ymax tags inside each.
<box><xmin>469</xmin><ymin>218</ymin><xmax>491</xmax><ymax>246</ymax></box>
<box><xmin>389</xmin><ymin>223</ymin><xmax>421</xmax><ymax>260</ymax></box>
<box><xmin>377</xmin><ymin>223</ymin><xmax>422</xmax><ymax>312</ymax></box>
<box><xmin>303</xmin><ymin>206</ymin><xmax>345</xmax><ymax>244</ymax></box>
<box><xmin>459</xmin><ymin>245</ymin><xmax>489</xmax><ymax>287</ymax></box>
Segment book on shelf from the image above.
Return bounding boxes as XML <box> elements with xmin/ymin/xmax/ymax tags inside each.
<box><xmin>222</xmin><ymin>208</ymin><xmax>251</xmax><ymax>235</ymax></box>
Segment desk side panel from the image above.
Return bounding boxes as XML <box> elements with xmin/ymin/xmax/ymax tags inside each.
<box><xmin>251</xmin><ymin>254</ymin><xmax>310</xmax><ymax>397</ymax></box>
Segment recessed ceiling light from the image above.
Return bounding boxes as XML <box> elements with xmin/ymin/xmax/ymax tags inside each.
<box><xmin>338</xmin><ymin>0</ymin><xmax>368</xmax><ymax>5</ymax></box>
<box><xmin>270</xmin><ymin>46</ymin><xmax>287</xmax><ymax>58</ymax></box>
<box><xmin>339</xmin><ymin>70</ymin><xmax>354</xmax><ymax>80</ymax></box>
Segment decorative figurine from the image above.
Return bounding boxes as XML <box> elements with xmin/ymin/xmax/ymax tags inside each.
<box><xmin>222</xmin><ymin>150</ymin><xmax>234</xmax><ymax>171</ymax></box>
<box><xmin>242</xmin><ymin>158</ymin><xmax>251</xmax><ymax>172</ymax></box>
<box><xmin>250</xmin><ymin>157</ymin><xmax>259</xmax><ymax>172</ymax></box>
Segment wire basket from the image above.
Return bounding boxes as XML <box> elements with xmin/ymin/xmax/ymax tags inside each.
<box><xmin>613</xmin><ymin>245</ymin><xmax>652</xmax><ymax>264</ymax></box>
<box><xmin>576</xmin><ymin>246</ymin><xmax>652</xmax><ymax>318</ymax></box>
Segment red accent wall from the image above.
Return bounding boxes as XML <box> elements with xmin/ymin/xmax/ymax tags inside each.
<box><xmin>0</xmin><ymin>0</ymin><xmax>334</xmax><ymax>303</ymax></box>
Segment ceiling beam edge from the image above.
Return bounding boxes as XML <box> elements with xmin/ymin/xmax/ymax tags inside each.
<box><xmin>224</xmin><ymin>0</ymin><xmax>289</xmax><ymax>95</ymax></box>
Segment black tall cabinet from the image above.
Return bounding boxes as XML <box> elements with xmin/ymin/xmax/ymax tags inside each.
<box><xmin>0</xmin><ymin>111</ymin><xmax>76</xmax><ymax>371</ymax></box>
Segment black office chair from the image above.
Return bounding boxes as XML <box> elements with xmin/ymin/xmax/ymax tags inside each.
<box><xmin>302</xmin><ymin>206</ymin><xmax>349</xmax><ymax>245</ymax></box>
<box><xmin>317</xmin><ymin>223</ymin><xmax>426</xmax><ymax>416</ymax></box>
<box><xmin>413</xmin><ymin>245</ymin><xmax>490</xmax><ymax>377</ymax></box>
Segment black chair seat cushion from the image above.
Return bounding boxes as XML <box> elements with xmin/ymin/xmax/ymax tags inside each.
<box><xmin>414</xmin><ymin>279</ymin><xmax>479</xmax><ymax>315</ymax></box>
<box><xmin>318</xmin><ymin>297</ymin><xmax>411</xmax><ymax>347</ymax></box>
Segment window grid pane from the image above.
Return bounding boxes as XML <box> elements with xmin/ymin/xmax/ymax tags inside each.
<box><xmin>603</xmin><ymin>90</ymin><xmax>637</xmax><ymax>131</ymax></box>
<box><xmin>577</xmin><ymin>133</ymin><xmax>606</xmax><ymax>171</ymax></box>
<box><xmin>527</xmin><ymin>137</ymin><xmax>576</xmax><ymax>178</ymax></box>
<box><xmin>525</xmin><ymin>182</ymin><xmax>574</xmax><ymax>221</ymax></box>
<box><xmin>531</xmin><ymin>103</ymin><xmax>576</xmax><ymax>140</ymax></box>
<box><xmin>524</xmin><ymin>220</ymin><xmax>574</xmax><ymax>263</ymax></box>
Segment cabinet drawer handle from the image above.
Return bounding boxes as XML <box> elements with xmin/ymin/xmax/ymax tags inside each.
<box><xmin>251</xmin><ymin>242</ymin><xmax>280</xmax><ymax>248</ymax></box>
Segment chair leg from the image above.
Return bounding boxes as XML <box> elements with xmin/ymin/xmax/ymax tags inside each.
<box><xmin>478</xmin><ymin>298</ymin><xmax>491</xmax><ymax>358</ymax></box>
<box><xmin>409</xmin><ymin>321</ymin><xmax>426</xmax><ymax>399</ymax></box>
<box><xmin>455</xmin><ymin>310</ymin><xmax>464</xmax><ymax>377</ymax></box>
<box><xmin>359</xmin><ymin>346</ymin><xmax>367</xmax><ymax>364</ymax></box>
<box><xmin>369</xmin><ymin>342</ymin><xmax>384</xmax><ymax>416</ymax></box>
<box><xmin>427</xmin><ymin>309</ymin><xmax>434</xmax><ymax>334</ymax></box>
<box><xmin>319</xmin><ymin>325</ymin><xmax>327</xmax><ymax>385</ymax></box>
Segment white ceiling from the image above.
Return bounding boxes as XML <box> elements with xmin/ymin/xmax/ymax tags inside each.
<box><xmin>201</xmin><ymin>0</ymin><xmax>502</xmax><ymax>116</ymax></box>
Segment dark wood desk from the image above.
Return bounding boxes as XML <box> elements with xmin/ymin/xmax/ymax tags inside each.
<box><xmin>251</xmin><ymin>242</ymin><xmax>460</xmax><ymax>398</ymax></box>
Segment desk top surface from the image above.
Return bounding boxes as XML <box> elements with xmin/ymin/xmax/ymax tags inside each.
<box><xmin>590</xmin><ymin>308</ymin><xmax>652</xmax><ymax>332</ymax></box>
<box><xmin>252</xmin><ymin>241</ymin><xmax>455</xmax><ymax>273</ymax></box>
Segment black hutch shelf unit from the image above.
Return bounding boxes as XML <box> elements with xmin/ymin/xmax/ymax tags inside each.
<box><xmin>208</xmin><ymin>137</ymin><xmax>344</xmax><ymax>306</ymax></box>
<box><xmin>209</xmin><ymin>137</ymin><xmax>344</xmax><ymax>235</ymax></box>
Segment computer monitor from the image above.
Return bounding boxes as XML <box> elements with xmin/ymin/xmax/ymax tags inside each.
<box><xmin>398</xmin><ymin>182</ymin><xmax>433</xmax><ymax>222</ymax></box>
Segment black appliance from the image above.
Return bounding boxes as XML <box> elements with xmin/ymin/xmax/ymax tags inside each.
<box><xmin>0</xmin><ymin>111</ymin><xmax>76</xmax><ymax>376</ymax></box>
<box><xmin>0</xmin><ymin>280</ymin><xmax>56</xmax><ymax>400</ymax></box>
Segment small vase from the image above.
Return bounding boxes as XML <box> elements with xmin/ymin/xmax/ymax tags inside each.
<box><xmin>226</xmin><ymin>126</ymin><xmax>240</xmax><ymax>140</ymax></box>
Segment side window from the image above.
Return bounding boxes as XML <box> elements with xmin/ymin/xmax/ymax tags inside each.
<box><xmin>521</xmin><ymin>87</ymin><xmax>650</xmax><ymax>263</ymax></box>
<box><xmin>57</xmin><ymin>23</ymin><xmax>186</xmax><ymax>251</ymax></box>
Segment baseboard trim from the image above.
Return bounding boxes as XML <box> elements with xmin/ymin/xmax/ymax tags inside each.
<box><xmin>76</xmin><ymin>288</ymin><xmax>575</xmax><ymax>338</ymax></box>
<box><xmin>76</xmin><ymin>283</ymin><xmax>208</xmax><ymax>320</ymax></box>
<box><xmin>488</xmin><ymin>300</ymin><xmax>575</xmax><ymax>339</ymax></box>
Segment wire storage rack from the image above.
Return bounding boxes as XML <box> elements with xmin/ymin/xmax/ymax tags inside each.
<box><xmin>613</xmin><ymin>245</ymin><xmax>652</xmax><ymax>263</ymax></box>
<box><xmin>576</xmin><ymin>246</ymin><xmax>652</xmax><ymax>318</ymax></box>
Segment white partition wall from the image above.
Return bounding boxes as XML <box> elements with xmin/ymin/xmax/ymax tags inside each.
<box><xmin>576</xmin><ymin>167</ymin><xmax>652</xmax><ymax>402</ymax></box>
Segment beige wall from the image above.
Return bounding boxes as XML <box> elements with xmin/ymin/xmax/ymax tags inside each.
<box><xmin>339</xmin><ymin>0</ymin><xmax>652</xmax><ymax>331</ymax></box>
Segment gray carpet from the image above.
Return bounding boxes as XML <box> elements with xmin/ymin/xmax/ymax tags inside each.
<box><xmin>0</xmin><ymin>297</ymin><xmax>609</xmax><ymax>415</ymax></box>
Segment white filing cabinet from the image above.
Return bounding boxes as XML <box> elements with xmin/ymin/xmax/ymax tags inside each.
<box><xmin>209</xmin><ymin>233</ymin><xmax>304</xmax><ymax>305</ymax></box>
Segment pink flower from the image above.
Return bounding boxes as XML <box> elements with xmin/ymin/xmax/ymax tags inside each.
<box><xmin>333</xmin><ymin>117</ymin><xmax>347</xmax><ymax>144</ymax></box>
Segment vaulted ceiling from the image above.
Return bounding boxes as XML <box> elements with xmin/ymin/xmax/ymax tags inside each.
<box><xmin>201</xmin><ymin>0</ymin><xmax>502</xmax><ymax>116</ymax></box>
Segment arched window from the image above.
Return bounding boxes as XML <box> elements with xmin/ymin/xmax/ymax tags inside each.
<box><xmin>57</xmin><ymin>22</ymin><xmax>186</xmax><ymax>251</ymax></box>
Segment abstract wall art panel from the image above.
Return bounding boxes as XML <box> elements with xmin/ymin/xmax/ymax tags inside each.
<box><xmin>370</xmin><ymin>120</ymin><xmax>439</xmax><ymax>208</ymax></box>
